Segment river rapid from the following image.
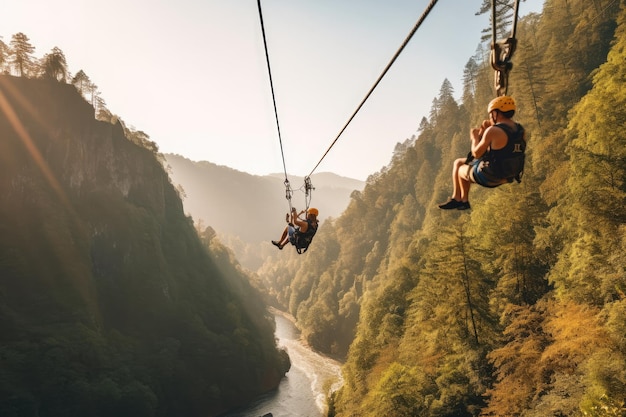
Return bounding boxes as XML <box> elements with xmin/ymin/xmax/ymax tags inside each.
<box><xmin>219</xmin><ymin>310</ymin><xmax>343</xmax><ymax>417</ymax></box>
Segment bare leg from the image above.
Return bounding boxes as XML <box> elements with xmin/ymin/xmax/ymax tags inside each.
<box><xmin>458</xmin><ymin>163</ymin><xmax>472</xmax><ymax>203</ymax></box>
<box><xmin>278</xmin><ymin>227</ymin><xmax>288</xmax><ymax>244</ymax></box>
<box><xmin>451</xmin><ymin>158</ymin><xmax>468</xmax><ymax>200</ymax></box>
<box><xmin>440</xmin><ymin>159</ymin><xmax>473</xmax><ymax>210</ymax></box>
<box><xmin>272</xmin><ymin>226</ymin><xmax>290</xmax><ymax>249</ymax></box>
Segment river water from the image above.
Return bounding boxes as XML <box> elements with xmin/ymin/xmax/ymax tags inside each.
<box><xmin>219</xmin><ymin>310</ymin><xmax>343</xmax><ymax>417</ymax></box>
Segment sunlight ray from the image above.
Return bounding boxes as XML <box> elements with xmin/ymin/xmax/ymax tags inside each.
<box><xmin>0</xmin><ymin>80</ymin><xmax>71</xmax><ymax>210</ymax></box>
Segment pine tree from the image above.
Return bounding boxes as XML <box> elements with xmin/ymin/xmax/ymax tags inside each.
<box><xmin>41</xmin><ymin>46</ymin><xmax>69</xmax><ymax>82</ymax></box>
<box><xmin>0</xmin><ymin>39</ymin><xmax>8</xmax><ymax>72</ymax></box>
<box><xmin>9</xmin><ymin>32</ymin><xmax>35</xmax><ymax>76</ymax></box>
<box><xmin>546</xmin><ymin>0</ymin><xmax>626</xmax><ymax>305</ymax></box>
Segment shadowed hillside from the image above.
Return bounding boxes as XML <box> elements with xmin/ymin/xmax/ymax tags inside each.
<box><xmin>0</xmin><ymin>75</ymin><xmax>289</xmax><ymax>417</ymax></box>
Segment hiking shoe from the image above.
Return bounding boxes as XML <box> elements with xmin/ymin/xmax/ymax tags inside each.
<box><xmin>457</xmin><ymin>201</ymin><xmax>471</xmax><ymax>210</ymax></box>
<box><xmin>271</xmin><ymin>240</ymin><xmax>283</xmax><ymax>250</ymax></box>
<box><xmin>438</xmin><ymin>198</ymin><xmax>462</xmax><ymax>210</ymax></box>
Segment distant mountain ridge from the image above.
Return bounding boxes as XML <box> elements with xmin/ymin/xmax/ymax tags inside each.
<box><xmin>164</xmin><ymin>154</ymin><xmax>365</xmax><ymax>245</ymax></box>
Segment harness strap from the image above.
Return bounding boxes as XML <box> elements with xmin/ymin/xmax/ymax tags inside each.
<box><xmin>292</xmin><ymin>219</ymin><xmax>317</xmax><ymax>254</ymax></box>
<box><xmin>490</xmin><ymin>123</ymin><xmax>526</xmax><ymax>183</ymax></box>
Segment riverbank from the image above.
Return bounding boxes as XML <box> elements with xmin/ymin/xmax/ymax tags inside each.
<box><xmin>219</xmin><ymin>309</ymin><xmax>343</xmax><ymax>417</ymax></box>
<box><xmin>272</xmin><ymin>308</ymin><xmax>344</xmax><ymax>411</ymax></box>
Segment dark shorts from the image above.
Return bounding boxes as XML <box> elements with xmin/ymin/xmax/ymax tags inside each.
<box><xmin>470</xmin><ymin>160</ymin><xmax>507</xmax><ymax>188</ymax></box>
<box><xmin>288</xmin><ymin>225</ymin><xmax>297</xmax><ymax>245</ymax></box>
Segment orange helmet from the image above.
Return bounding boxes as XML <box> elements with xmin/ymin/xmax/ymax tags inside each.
<box><xmin>308</xmin><ymin>208</ymin><xmax>319</xmax><ymax>217</ymax></box>
<box><xmin>488</xmin><ymin>96</ymin><xmax>516</xmax><ymax>113</ymax></box>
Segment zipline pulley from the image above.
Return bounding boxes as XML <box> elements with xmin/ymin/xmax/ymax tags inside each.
<box><xmin>490</xmin><ymin>0</ymin><xmax>521</xmax><ymax>96</ymax></box>
<box><xmin>304</xmin><ymin>176</ymin><xmax>314</xmax><ymax>210</ymax></box>
<box><xmin>284</xmin><ymin>179</ymin><xmax>294</xmax><ymax>210</ymax></box>
<box><xmin>491</xmin><ymin>37</ymin><xmax>517</xmax><ymax>96</ymax></box>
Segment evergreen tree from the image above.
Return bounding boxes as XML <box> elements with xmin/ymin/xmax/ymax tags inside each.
<box><xmin>9</xmin><ymin>32</ymin><xmax>35</xmax><ymax>76</ymax></box>
<box><xmin>0</xmin><ymin>38</ymin><xmax>8</xmax><ymax>72</ymax></box>
<box><xmin>41</xmin><ymin>46</ymin><xmax>69</xmax><ymax>82</ymax></box>
<box><xmin>545</xmin><ymin>0</ymin><xmax>626</xmax><ymax>305</ymax></box>
<box><xmin>482</xmin><ymin>301</ymin><xmax>550</xmax><ymax>416</ymax></box>
<box><xmin>259</xmin><ymin>3</ymin><xmax>626</xmax><ymax>415</ymax></box>
<box><xmin>72</xmin><ymin>69</ymin><xmax>93</xmax><ymax>97</ymax></box>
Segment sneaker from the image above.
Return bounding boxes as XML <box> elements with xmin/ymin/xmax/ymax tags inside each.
<box><xmin>271</xmin><ymin>240</ymin><xmax>283</xmax><ymax>250</ymax></box>
<box><xmin>457</xmin><ymin>201</ymin><xmax>471</xmax><ymax>210</ymax></box>
<box><xmin>438</xmin><ymin>198</ymin><xmax>462</xmax><ymax>210</ymax></box>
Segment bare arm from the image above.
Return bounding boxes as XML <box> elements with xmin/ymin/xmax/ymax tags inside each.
<box><xmin>291</xmin><ymin>209</ymin><xmax>308</xmax><ymax>231</ymax></box>
<box><xmin>470</xmin><ymin>121</ymin><xmax>495</xmax><ymax>158</ymax></box>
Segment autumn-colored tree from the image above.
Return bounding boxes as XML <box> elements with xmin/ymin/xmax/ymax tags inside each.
<box><xmin>482</xmin><ymin>302</ymin><xmax>549</xmax><ymax>416</ymax></box>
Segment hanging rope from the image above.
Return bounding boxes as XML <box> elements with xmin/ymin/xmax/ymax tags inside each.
<box><xmin>490</xmin><ymin>0</ymin><xmax>521</xmax><ymax>96</ymax></box>
<box><xmin>257</xmin><ymin>0</ymin><xmax>293</xmax><ymax>211</ymax></box>
<box><xmin>307</xmin><ymin>0</ymin><xmax>440</xmax><ymax>177</ymax></box>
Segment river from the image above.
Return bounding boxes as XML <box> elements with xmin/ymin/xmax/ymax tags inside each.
<box><xmin>219</xmin><ymin>310</ymin><xmax>343</xmax><ymax>417</ymax></box>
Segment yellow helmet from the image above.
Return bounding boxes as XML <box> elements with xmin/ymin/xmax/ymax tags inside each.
<box><xmin>488</xmin><ymin>96</ymin><xmax>516</xmax><ymax>113</ymax></box>
<box><xmin>308</xmin><ymin>208</ymin><xmax>319</xmax><ymax>216</ymax></box>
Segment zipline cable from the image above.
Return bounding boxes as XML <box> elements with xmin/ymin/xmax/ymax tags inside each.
<box><xmin>307</xmin><ymin>0</ymin><xmax>440</xmax><ymax>177</ymax></box>
<box><xmin>257</xmin><ymin>0</ymin><xmax>293</xmax><ymax>210</ymax></box>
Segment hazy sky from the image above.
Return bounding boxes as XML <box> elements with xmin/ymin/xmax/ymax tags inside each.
<box><xmin>1</xmin><ymin>0</ymin><xmax>543</xmax><ymax>181</ymax></box>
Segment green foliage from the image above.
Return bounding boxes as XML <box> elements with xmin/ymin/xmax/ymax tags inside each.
<box><xmin>7</xmin><ymin>2</ymin><xmax>625</xmax><ymax>415</ymax></box>
<box><xmin>361</xmin><ymin>362</ymin><xmax>428</xmax><ymax>417</ymax></box>
<box><xmin>0</xmin><ymin>76</ymin><xmax>288</xmax><ymax>417</ymax></box>
<box><xmin>260</xmin><ymin>1</ymin><xmax>626</xmax><ymax>416</ymax></box>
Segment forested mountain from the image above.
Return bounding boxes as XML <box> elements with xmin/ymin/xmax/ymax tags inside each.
<box><xmin>257</xmin><ymin>0</ymin><xmax>626</xmax><ymax>415</ymax></box>
<box><xmin>164</xmin><ymin>154</ymin><xmax>364</xmax><ymax>270</ymax></box>
<box><xmin>0</xmin><ymin>75</ymin><xmax>289</xmax><ymax>417</ymax></box>
<box><xmin>3</xmin><ymin>0</ymin><xmax>623</xmax><ymax>415</ymax></box>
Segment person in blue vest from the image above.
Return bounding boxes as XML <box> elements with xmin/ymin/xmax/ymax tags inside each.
<box><xmin>438</xmin><ymin>96</ymin><xmax>526</xmax><ymax>210</ymax></box>
<box><xmin>272</xmin><ymin>207</ymin><xmax>319</xmax><ymax>252</ymax></box>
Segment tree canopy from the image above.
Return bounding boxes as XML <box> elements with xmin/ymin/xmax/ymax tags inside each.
<box><xmin>256</xmin><ymin>0</ymin><xmax>626</xmax><ymax>415</ymax></box>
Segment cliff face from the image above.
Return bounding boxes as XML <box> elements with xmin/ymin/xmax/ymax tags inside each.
<box><xmin>0</xmin><ymin>75</ymin><xmax>288</xmax><ymax>417</ymax></box>
<box><xmin>2</xmin><ymin>76</ymin><xmax>168</xmax><ymax>212</ymax></box>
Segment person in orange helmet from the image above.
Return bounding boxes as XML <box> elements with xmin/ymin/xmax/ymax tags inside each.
<box><xmin>438</xmin><ymin>96</ymin><xmax>526</xmax><ymax>210</ymax></box>
<box><xmin>272</xmin><ymin>207</ymin><xmax>319</xmax><ymax>253</ymax></box>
